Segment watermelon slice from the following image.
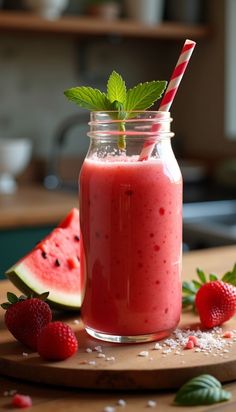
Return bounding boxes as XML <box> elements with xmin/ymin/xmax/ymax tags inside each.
<box><xmin>5</xmin><ymin>208</ymin><xmax>84</xmax><ymax>310</ymax></box>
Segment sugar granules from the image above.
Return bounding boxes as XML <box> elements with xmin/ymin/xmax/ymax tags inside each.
<box><xmin>153</xmin><ymin>327</ymin><xmax>235</xmax><ymax>356</ymax></box>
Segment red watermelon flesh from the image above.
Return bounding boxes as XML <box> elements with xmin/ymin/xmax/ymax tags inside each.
<box><xmin>6</xmin><ymin>208</ymin><xmax>83</xmax><ymax>310</ymax></box>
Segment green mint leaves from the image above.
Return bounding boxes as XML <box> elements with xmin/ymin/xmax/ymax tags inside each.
<box><xmin>174</xmin><ymin>374</ymin><xmax>231</xmax><ymax>406</ymax></box>
<box><xmin>64</xmin><ymin>87</ymin><xmax>111</xmax><ymax>111</ymax></box>
<box><xmin>107</xmin><ymin>71</ymin><xmax>126</xmax><ymax>106</ymax></box>
<box><xmin>64</xmin><ymin>70</ymin><xmax>166</xmax><ymax>117</ymax></box>
<box><xmin>182</xmin><ymin>263</ymin><xmax>236</xmax><ymax>310</ymax></box>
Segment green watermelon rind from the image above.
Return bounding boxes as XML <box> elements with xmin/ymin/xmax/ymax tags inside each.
<box><xmin>6</xmin><ymin>261</ymin><xmax>82</xmax><ymax>311</ymax></box>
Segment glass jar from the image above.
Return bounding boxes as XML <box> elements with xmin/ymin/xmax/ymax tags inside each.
<box><xmin>79</xmin><ymin>111</ymin><xmax>182</xmax><ymax>343</ymax></box>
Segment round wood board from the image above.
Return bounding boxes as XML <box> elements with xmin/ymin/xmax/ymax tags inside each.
<box><xmin>1</xmin><ymin>311</ymin><xmax>236</xmax><ymax>390</ymax></box>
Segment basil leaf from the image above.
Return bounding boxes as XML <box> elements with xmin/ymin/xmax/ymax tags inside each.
<box><xmin>174</xmin><ymin>375</ymin><xmax>231</xmax><ymax>406</ymax></box>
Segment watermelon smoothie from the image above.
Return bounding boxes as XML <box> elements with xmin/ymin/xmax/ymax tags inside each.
<box><xmin>80</xmin><ymin>128</ymin><xmax>182</xmax><ymax>341</ymax></box>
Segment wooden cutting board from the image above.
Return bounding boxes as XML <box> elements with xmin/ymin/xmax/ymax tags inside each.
<box><xmin>1</xmin><ymin>308</ymin><xmax>236</xmax><ymax>390</ymax></box>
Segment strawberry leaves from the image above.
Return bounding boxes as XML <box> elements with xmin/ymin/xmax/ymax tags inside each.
<box><xmin>1</xmin><ymin>291</ymin><xmax>50</xmax><ymax>310</ymax></box>
<box><xmin>182</xmin><ymin>263</ymin><xmax>236</xmax><ymax>310</ymax></box>
<box><xmin>174</xmin><ymin>375</ymin><xmax>231</xmax><ymax>406</ymax></box>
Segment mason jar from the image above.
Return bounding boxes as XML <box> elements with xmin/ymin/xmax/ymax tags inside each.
<box><xmin>79</xmin><ymin>111</ymin><xmax>182</xmax><ymax>343</ymax></box>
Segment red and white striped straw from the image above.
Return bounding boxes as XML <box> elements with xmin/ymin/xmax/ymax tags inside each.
<box><xmin>139</xmin><ymin>39</ymin><xmax>196</xmax><ymax>161</ymax></box>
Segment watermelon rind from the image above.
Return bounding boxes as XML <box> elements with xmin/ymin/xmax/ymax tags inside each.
<box><xmin>6</xmin><ymin>262</ymin><xmax>82</xmax><ymax>311</ymax></box>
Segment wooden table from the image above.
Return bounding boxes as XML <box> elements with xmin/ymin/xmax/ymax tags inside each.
<box><xmin>1</xmin><ymin>246</ymin><xmax>236</xmax><ymax>411</ymax></box>
<box><xmin>0</xmin><ymin>185</ymin><xmax>78</xmax><ymax>229</ymax></box>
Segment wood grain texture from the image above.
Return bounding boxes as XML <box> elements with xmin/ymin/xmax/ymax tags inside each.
<box><xmin>0</xmin><ymin>246</ymin><xmax>236</xmax><ymax>391</ymax></box>
<box><xmin>0</xmin><ymin>246</ymin><xmax>236</xmax><ymax>410</ymax></box>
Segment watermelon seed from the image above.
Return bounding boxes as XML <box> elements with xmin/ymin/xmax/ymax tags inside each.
<box><xmin>74</xmin><ymin>235</ymin><xmax>80</xmax><ymax>241</ymax></box>
<box><xmin>77</xmin><ymin>256</ymin><xmax>80</xmax><ymax>261</ymax></box>
<box><xmin>55</xmin><ymin>259</ymin><xmax>61</xmax><ymax>267</ymax></box>
<box><xmin>41</xmin><ymin>251</ymin><xmax>47</xmax><ymax>259</ymax></box>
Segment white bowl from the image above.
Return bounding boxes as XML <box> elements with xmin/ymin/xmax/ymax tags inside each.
<box><xmin>0</xmin><ymin>138</ymin><xmax>32</xmax><ymax>194</ymax></box>
<box><xmin>23</xmin><ymin>0</ymin><xmax>69</xmax><ymax>20</ymax></box>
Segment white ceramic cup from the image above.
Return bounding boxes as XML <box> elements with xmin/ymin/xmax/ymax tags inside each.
<box><xmin>23</xmin><ymin>0</ymin><xmax>69</xmax><ymax>20</ymax></box>
<box><xmin>124</xmin><ymin>0</ymin><xmax>165</xmax><ymax>25</ymax></box>
<box><xmin>0</xmin><ymin>138</ymin><xmax>32</xmax><ymax>194</ymax></box>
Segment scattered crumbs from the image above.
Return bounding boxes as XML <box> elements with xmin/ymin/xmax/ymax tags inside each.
<box><xmin>97</xmin><ymin>353</ymin><xmax>106</xmax><ymax>358</ymax></box>
<box><xmin>73</xmin><ymin>319</ymin><xmax>80</xmax><ymax>325</ymax></box>
<box><xmin>106</xmin><ymin>356</ymin><xmax>115</xmax><ymax>361</ymax></box>
<box><xmin>88</xmin><ymin>360</ymin><xmax>96</xmax><ymax>366</ymax></box>
<box><xmin>103</xmin><ymin>406</ymin><xmax>116</xmax><ymax>412</ymax></box>
<box><xmin>117</xmin><ymin>399</ymin><xmax>126</xmax><ymax>407</ymax></box>
<box><xmin>94</xmin><ymin>345</ymin><xmax>103</xmax><ymax>352</ymax></box>
<box><xmin>147</xmin><ymin>400</ymin><xmax>157</xmax><ymax>408</ymax></box>
<box><xmin>223</xmin><ymin>349</ymin><xmax>229</xmax><ymax>353</ymax></box>
<box><xmin>138</xmin><ymin>351</ymin><xmax>149</xmax><ymax>357</ymax></box>
<box><xmin>22</xmin><ymin>352</ymin><xmax>29</xmax><ymax>357</ymax></box>
<box><xmin>79</xmin><ymin>360</ymin><xmax>88</xmax><ymax>365</ymax></box>
<box><xmin>85</xmin><ymin>348</ymin><xmax>93</xmax><ymax>353</ymax></box>
<box><xmin>223</xmin><ymin>331</ymin><xmax>234</xmax><ymax>339</ymax></box>
<box><xmin>149</xmin><ymin>357</ymin><xmax>154</xmax><ymax>361</ymax></box>
<box><xmin>3</xmin><ymin>391</ymin><xmax>9</xmax><ymax>397</ymax></box>
<box><xmin>149</xmin><ymin>327</ymin><xmax>236</xmax><ymax>357</ymax></box>
<box><xmin>162</xmin><ymin>349</ymin><xmax>172</xmax><ymax>354</ymax></box>
<box><xmin>154</xmin><ymin>343</ymin><xmax>162</xmax><ymax>350</ymax></box>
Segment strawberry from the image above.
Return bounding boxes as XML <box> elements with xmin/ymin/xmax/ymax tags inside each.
<box><xmin>195</xmin><ymin>280</ymin><xmax>236</xmax><ymax>329</ymax></box>
<box><xmin>1</xmin><ymin>292</ymin><xmax>52</xmax><ymax>350</ymax></box>
<box><xmin>12</xmin><ymin>393</ymin><xmax>32</xmax><ymax>408</ymax></box>
<box><xmin>37</xmin><ymin>321</ymin><xmax>78</xmax><ymax>361</ymax></box>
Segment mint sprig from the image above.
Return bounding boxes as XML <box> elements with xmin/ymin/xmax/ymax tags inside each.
<box><xmin>174</xmin><ymin>374</ymin><xmax>231</xmax><ymax>406</ymax></box>
<box><xmin>182</xmin><ymin>263</ymin><xmax>236</xmax><ymax>310</ymax></box>
<box><xmin>64</xmin><ymin>71</ymin><xmax>167</xmax><ymax>149</ymax></box>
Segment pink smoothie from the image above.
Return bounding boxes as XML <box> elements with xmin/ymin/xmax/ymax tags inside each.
<box><xmin>79</xmin><ymin>155</ymin><xmax>182</xmax><ymax>337</ymax></box>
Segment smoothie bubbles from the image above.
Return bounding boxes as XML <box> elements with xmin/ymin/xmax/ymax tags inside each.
<box><xmin>64</xmin><ymin>40</ymin><xmax>196</xmax><ymax>343</ymax></box>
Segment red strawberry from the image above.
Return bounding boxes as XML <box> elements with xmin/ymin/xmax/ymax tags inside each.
<box><xmin>37</xmin><ymin>321</ymin><xmax>78</xmax><ymax>361</ymax></box>
<box><xmin>12</xmin><ymin>393</ymin><xmax>32</xmax><ymax>408</ymax></box>
<box><xmin>195</xmin><ymin>280</ymin><xmax>236</xmax><ymax>328</ymax></box>
<box><xmin>1</xmin><ymin>292</ymin><xmax>52</xmax><ymax>350</ymax></box>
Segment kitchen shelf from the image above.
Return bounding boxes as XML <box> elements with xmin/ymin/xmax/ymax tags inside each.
<box><xmin>0</xmin><ymin>11</ymin><xmax>209</xmax><ymax>39</ymax></box>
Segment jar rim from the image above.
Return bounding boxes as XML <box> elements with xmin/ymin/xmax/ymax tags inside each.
<box><xmin>90</xmin><ymin>110</ymin><xmax>171</xmax><ymax>122</ymax></box>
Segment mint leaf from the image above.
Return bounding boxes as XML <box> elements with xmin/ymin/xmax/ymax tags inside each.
<box><xmin>64</xmin><ymin>87</ymin><xmax>111</xmax><ymax>111</ymax></box>
<box><xmin>124</xmin><ymin>80</ymin><xmax>166</xmax><ymax>114</ymax></box>
<box><xmin>107</xmin><ymin>71</ymin><xmax>126</xmax><ymax>104</ymax></box>
<box><xmin>174</xmin><ymin>374</ymin><xmax>231</xmax><ymax>406</ymax></box>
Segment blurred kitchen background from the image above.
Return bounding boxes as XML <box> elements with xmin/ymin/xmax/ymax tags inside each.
<box><xmin>0</xmin><ymin>0</ymin><xmax>235</xmax><ymax>276</ymax></box>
